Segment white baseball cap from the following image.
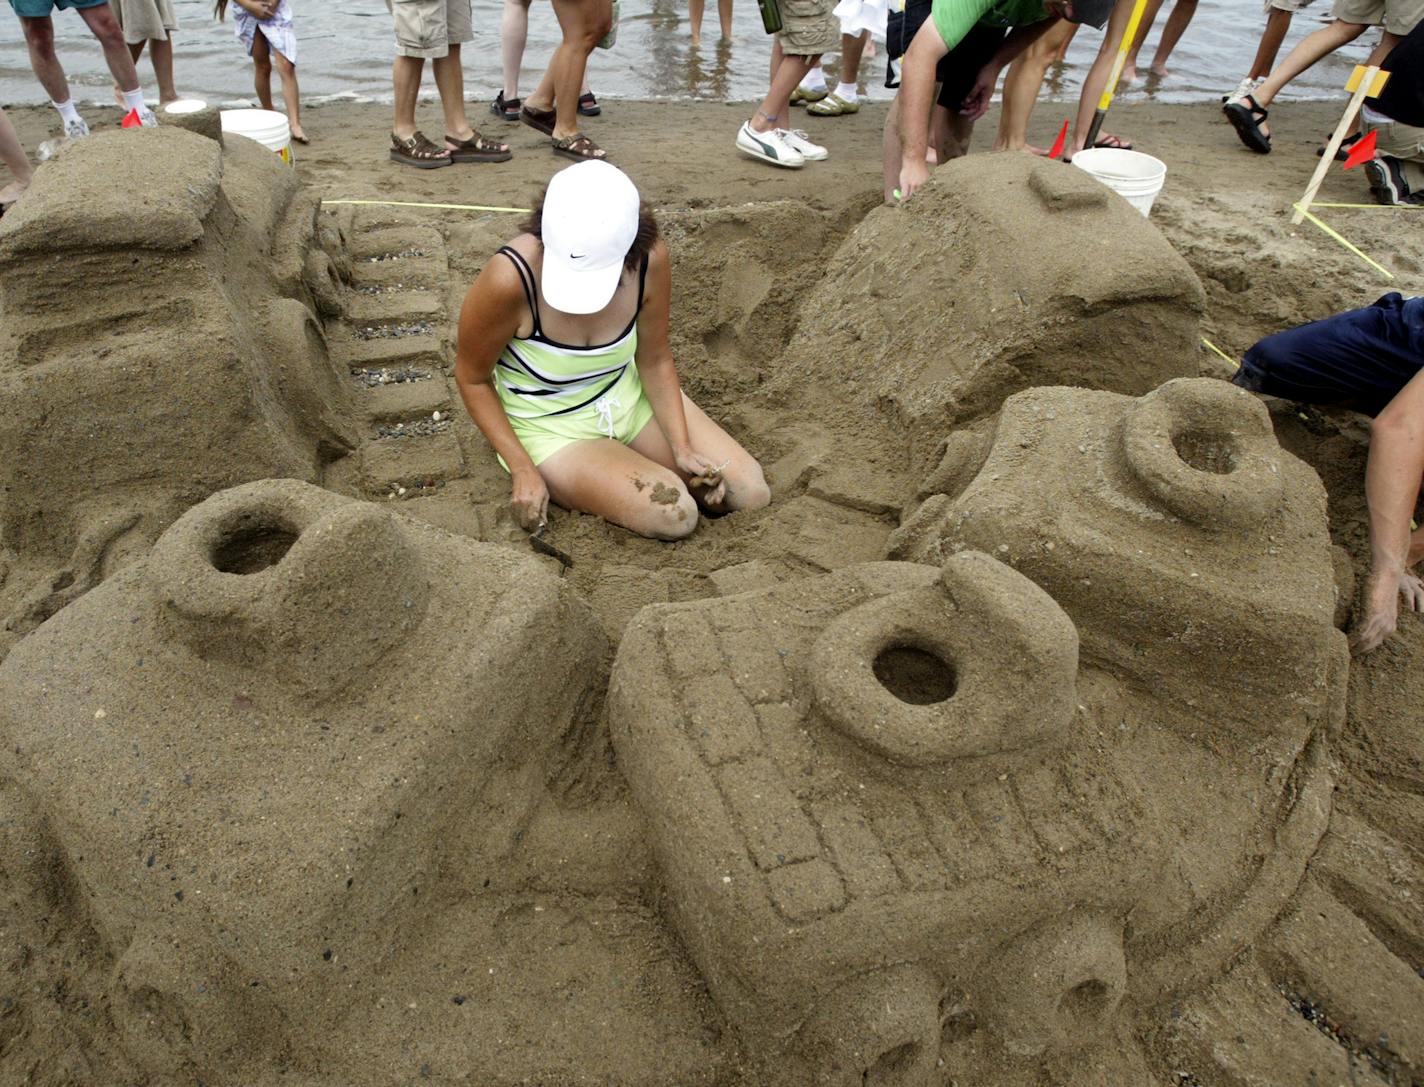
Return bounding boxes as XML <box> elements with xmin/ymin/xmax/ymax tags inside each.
<box><xmin>539</xmin><ymin>161</ymin><xmax>641</xmax><ymax>315</ymax></box>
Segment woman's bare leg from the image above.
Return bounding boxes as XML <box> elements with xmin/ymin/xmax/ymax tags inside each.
<box><xmin>1248</xmin><ymin>7</ymin><xmax>1292</xmax><ymax>80</ymax></box>
<box><xmin>150</xmin><ymin>36</ymin><xmax>177</xmax><ymax>103</ymax></box>
<box><xmin>1120</xmin><ymin>0</ymin><xmax>1167</xmax><ymax>82</ymax></box>
<box><xmin>271</xmin><ymin>46</ymin><xmax>304</xmax><ymax>141</ymax></box>
<box><xmin>526</xmin><ymin>0</ymin><xmax>610</xmax><ymax>140</ymax></box>
<box><xmin>0</xmin><ymin>106</ymin><xmax>34</xmax><ymax>206</ymax></box>
<box><xmin>628</xmin><ymin>394</ymin><xmax>770</xmax><ymax>512</ymax></box>
<box><xmin>501</xmin><ymin>0</ymin><xmax>531</xmax><ymax>98</ymax></box>
<box><xmin>752</xmin><ymin>40</ymin><xmax>815</xmax><ymax>134</ymax></box>
<box><xmin>250</xmin><ymin>30</ymin><xmax>275</xmax><ymax>111</ymax></box>
<box><xmin>1149</xmin><ymin>0</ymin><xmax>1197</xmax><ymax>76</ymax></box>
<box><xmin>994</xmin><ymin>18</ymin><xmax>1075</xmax><ymax>152</ymax></box>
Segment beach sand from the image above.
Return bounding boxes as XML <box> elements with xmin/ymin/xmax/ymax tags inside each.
<box><xmin>1</xmin><ymin>97</ymin><xmax>1423</xmax><ymax>1086</ymax></box>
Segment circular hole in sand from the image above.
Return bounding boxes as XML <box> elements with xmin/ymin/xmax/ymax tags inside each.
<box><xmin>211</xmin><ymin>521</ymin><xmax>299</xmax><ymax>575</ymax></box>
<box><xmin>1057</xmin><ymin>979</ymin><xmax>1112</xmax><ymax>1030</ymax></box>
<box><xmin>873</xmin><ymin>646</ymin><xmax>957</xmax><ymax>705</ymax></box>
<box><xmin>1172</xmin><ymin>428</ymin><xmax>1239</xmax><ymax>475</ymax></box>
<box><xmin>863</xmin><ymin>1041</ymin><xmax>921</xmax><ymax>1085</ymax></box>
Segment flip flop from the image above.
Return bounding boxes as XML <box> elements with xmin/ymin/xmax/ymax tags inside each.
<box><xmin>445</xmin><ymin>131</ymin><xmax>512</xmax><ymax>163</ymax></box>
<box><xmin>1223</xmin><ymin>94</ymin><xmax>1271</xmax><ymax>154</ymax></box>
<box><xmin>520</xmin><ymin>103</ymin><xmax>556</xmax><ymax>136</ymax></box>
<box><xmin>1092</xmin><ymin>133</ymin><xmax>1133</xmax><ymax>150</ymax></box>
<box><xmin>390</xmin><ymin>131</ymin><xmax>452</xmax><ymax>169</ymax></box>
<box><xmin>552</xmin><ymin>133</ymin><xmax>607</xmax><ymax>161</ymax></box>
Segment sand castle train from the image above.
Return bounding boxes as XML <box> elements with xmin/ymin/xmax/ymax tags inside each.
<box><xmin>609</xmin><ymin>381</ymin><xmax>1346</xmax><ymax>1079</ymax></box>
<box><xmin>0</xmin><ymin>480</ymin><xmax>605</xmax><ymax>1081</ymax></box>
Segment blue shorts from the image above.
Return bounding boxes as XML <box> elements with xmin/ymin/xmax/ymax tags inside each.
<box><xmin>9</xmin><ymin>0</ymin><xmax>108</xmax><ymax>15</ymax></box>
<box><xmin>1233</xmin><ymin>293</ymin><xmax>1424</xmax><ymax>417</ymax></box>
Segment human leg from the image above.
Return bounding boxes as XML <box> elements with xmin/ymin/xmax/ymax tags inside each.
<box><xmin>993</xmin><ymin>18</ymin><xmax>1075</xmax><ymax>152</ymax></box>
<box><xmin>149</xmin><ymin>36</ymin><xmax>177</xmax><ymax>103</ymax></box>
<box><xmin>18</xmin><ymin>15</ymin><xmax>72</xmax><ymax>103</ymax></box>
<box><xmin>1150</xmin><ymin>0</ymin><xmax>1197</xmax><ymax>76</ymax></box>
<box><xmin>250</xmin><ymin>30</ymin><xmax>275</xmax><ymax>111</ymax></box>
<box><xmin>1120</xmin><ymin>0</ymin><xmax>1167</xmax><ymax>82</ymax></box>
<box><xmin>77</xmin><ymin>1</ymin><xmax>143</xmax><ymax>94</ymax></box>
<box><xmin>433</xmin><ymin>45</ymin><xmax>474</xmax><ymax>142</ymax></box>
<box><xmin>538</xmin><ymin>440</ymin><xmax>701</xmax><ymax>540</ymax></box>
<box><xmin>1067</xmin><ymin>0</ymin><xmax>1138</xmax><ymax>156</ymax></box>
<box><xmin>0</xmin><ymin>106</ymin><xmax>35</xmax><ymax>207</ymax></box>
<box><xmin>1248</xmin><ymin>18</ymin><xmax>1367</xmax><ymax>110</ymax></box>
<box><xmin>689</xmin><ymin>0</ymin><xmax>706</xmax><ymax>43</ymax></box>
<box><xmin>627</xmin><ymin>395</ymin><xmax>770</xmax><ymax>513</ymax></box>
<box><xmin>500</xmin><ymin>0</ymin><xmax>530</xmax><ymax>98</ymax></box>
<box><xmin>270</xmin><ymin>45</ymin><xmax>305</xmax><ymax>142</ymax></box>
<box><xmin>392</xmin><ymin>56</ymin><xmax>428</xmax><ymax>143</ymax></box>
<box><xmin>1248</xmin><ymin>6</ymin><xmax>1292</xmax><ymax>80</ymax></box>
<box><xmin>534</xmin><ymin>0</ymin><xmax>610</xmax><ymax>141</ymax></box>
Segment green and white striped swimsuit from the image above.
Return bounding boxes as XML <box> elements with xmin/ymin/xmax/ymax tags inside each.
<box><xmin>493</xmin><ymin>245</ymin><xmax>656</xmax><ymax>467</ymax></box>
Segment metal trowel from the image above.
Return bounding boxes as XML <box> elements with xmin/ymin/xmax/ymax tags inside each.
<box><xmin>530</xmin><ymin>523</ymin><xmax>573</xmax><ymax>569</ymax></box>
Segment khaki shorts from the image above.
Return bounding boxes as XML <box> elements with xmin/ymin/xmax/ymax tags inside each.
<box><xmin>109</xmin><ymin>0</ymin><xmax>177</xmax><ymax>43</ymax></box>
<box><xmin>1264</xmin><ymin>0</ymin><xmax>1312</xmax><ymax>12</ymax></box>
<box><xmin>1331</xmin><ymin>0</ymin><xmax>1421</xmax><ymax>34</ymax></box>
<box><xmin>386</xmin><ymin>0</ymin><xmax>474</xmax><ymax>59</ymax></box>
<box><xmin>777</xmin><ymin>0</ymin><xmax>839</xmax><ymax>55</ymax></box>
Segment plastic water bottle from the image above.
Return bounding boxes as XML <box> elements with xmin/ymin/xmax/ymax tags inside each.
<box><xmin>598</xmin><ymin>0</ymin><xmax>620</xmax><ymax>48</ymax></box>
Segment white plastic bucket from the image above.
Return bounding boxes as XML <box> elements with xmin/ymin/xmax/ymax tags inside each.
<box><xmin>220</xmin><ymin>108</ymin><xmax>293</xmax><ymax>164</ymax></box>
<box><xmin>1071</xmin><ymin>148</ymin><xmax>1167</xmax><ymax>217</ymax></box>
<box><xmin>163</xmin><ymin>98</ymin><xmax>208</xmax><ymax>117</ymax></box>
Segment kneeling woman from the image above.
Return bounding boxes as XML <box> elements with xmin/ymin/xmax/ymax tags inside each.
<box><xmin>455</xmin><ymin>161</ymin><xmax>770</xmax><ymax>539</ymax></box>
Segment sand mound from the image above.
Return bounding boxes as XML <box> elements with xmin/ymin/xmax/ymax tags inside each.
<box><xmin>0</xmin><ymin>128</ymin><xmax>358</xmax><ymax>649</ymax></box>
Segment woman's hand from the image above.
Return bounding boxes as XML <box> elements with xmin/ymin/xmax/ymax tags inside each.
<box><xmin>511</xmin><ymin>467</ymin><xmax>550</xmax><ymax>531</ymax></box>
<box><xmin>676</xmin><ymin>449</ymin><xmax>728</xmax><ymax>507</ymax></box>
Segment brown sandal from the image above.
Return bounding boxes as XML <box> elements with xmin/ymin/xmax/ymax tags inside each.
<box><xmin>390</xmin><ymin>131</ymin><xmax>451</xmax><ymax>169</ymax></box>
<box><xmin>552</xmin><ymin>133</ymin><xmax>607</xmax><ymax>161</ymax></box>
<box><xmin>520</xmin><ymin>103</ymin><xmax>556</xmax><ymax>136</ymax></box>
<box><xmin>445</xmin><ymin>131</ymin><xmax>512</xmax><ymax>164</ymax></box>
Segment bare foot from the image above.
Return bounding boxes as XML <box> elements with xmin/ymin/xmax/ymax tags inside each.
<box><xmin>112</xmin><ymin>84</ymin><xmax>126</xmax><ymax>108</ymax></box>
<box><xmin>1025</xmin><ymin>142</ymin><xmax>1051</xmax><ymax>156</ymax></box>
<box><xmin>1150</xmin><ymin>61</ymin><xmax>1171</xmax><ymax>78</ymax></box>
<box><xmin>1121</xmin><ymin>61</ymin><xmax>1138</xmax><ymax>83</ymax></box>
<box><xmin>290</xmin><ymin>124</ymin><xmax>309</xmax><ymax>144</ymax></box>
<box><xmin>159</xmin><ymin>93</ymin><xmax>182</xmax><ymax>107</ymax></box>
<box><xmin>0</xmin><ymin>178</ymin><xmax>29</xmax><ymax>207</ymax></box>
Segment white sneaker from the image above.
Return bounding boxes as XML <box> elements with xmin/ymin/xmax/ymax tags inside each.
<box><xmin>779</xmin><ymin>128</ymin><xmax>827</xmax><ymax>161</ymax></box>
<box><xmin>136</xmin><ymin>104</ymin><xmax>159</xmax><ymax>127</ymax></box>
<box><xmin>64</xmin><ymin>116</ymin><xmax>90</xmax><ymax>140</ymax></box>
<box><xmin>736</xmin><ymin>122</ymin><xmax>804</xmax><ymax>168</ymax></box>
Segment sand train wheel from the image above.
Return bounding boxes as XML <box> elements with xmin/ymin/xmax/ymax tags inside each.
<box><xmin>796</xmin><ymin>964</ymin><xmax>943</xmax><ymax>1087</ymax></box>
<box><xmin>809</xmin><ymin>550</ymin><xmax>1078</xmax><ymax>767</ymax></box>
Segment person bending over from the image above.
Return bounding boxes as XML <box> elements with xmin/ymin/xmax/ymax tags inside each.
<box><xmin>891</xmin><ymin>0</ymin><xmax>1111</xmax><ymax>201</ymax></box>
<box><xmin>455</xmin><ymin>161</ymin><xmax>771</xmax><ymax>541</ymax></box>
<box><xmin>1234</xmin><ymin>293</ymin><xmax>1424</xmax><ymax>653</ymax></box>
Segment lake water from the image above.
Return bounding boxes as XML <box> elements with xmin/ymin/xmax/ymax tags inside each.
<box><xmin>0</xmin><ymin>0</ymin><xmax>1383</xmax><ymax>109</ymax></box>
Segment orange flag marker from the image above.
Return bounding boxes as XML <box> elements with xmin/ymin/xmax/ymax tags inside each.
<box><xmin>1342</xmin><ymin>128</ymin><xmax>1377</xmax><ymax>170</ymax></box>
<box><xmin>1048</xmin><ymin>119</ymin><xmax>1069</xmax><ymax>160</ymax></box>
<box><xmin>121</xmin><ymin>108</ymin><xmax>142</xmax><ymax>129</ymax></box>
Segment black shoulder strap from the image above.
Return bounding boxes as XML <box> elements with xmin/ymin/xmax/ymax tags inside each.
<box><xmin>636</xmin><ymin>251</ymin><xmax>650</xmax><ymax>311</ymax></box>
<box><xmin>497</xmin><ymin>245</ymin><xmax>542</xmax><ymax>334</ymax></box>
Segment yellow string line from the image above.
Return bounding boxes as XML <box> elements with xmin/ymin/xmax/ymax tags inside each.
<box><xmin>1201</xmin><ymin>337</ymin><xmax>1239</xmax><ymax>369</ymax></box>
<box><xmin>1293</xmin><ymin>203</ymin><xmax>1395</xmax><ymax>280</ymax></box>
<box><xmin>1310</xmin><ymin>201</ymin><xmax>1424</xmax><ymax>210</ymax></box>
<box><xmin>324</xmin><ymin>198</ymin><xmax>532</xmax><ymax>214</ymax></box>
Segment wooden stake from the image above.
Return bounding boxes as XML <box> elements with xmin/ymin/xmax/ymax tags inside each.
<box><xmin>1291</xmin><ymin>65</ymin><xmax>1388</xmax><ymax>224</ymax></box>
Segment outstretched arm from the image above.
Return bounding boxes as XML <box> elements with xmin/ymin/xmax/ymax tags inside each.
<box><xmin>454</xmin><ymin>254</ymin><xmax>548</xmax><ymax>529</ymax></box>
<box><xmin>634</xmin><ymin>241</ymin><xmax>728</xmax><ymax>503</ymax></box>
<box><xmin>897</xmin><ymin>19</ymin><xmax>951</xmax><ymax>199</ymax></box>
<box><xmin>1353</xmin><ymin>366</ymin><xmax>1424</xmax><ymax>653</ymax></box>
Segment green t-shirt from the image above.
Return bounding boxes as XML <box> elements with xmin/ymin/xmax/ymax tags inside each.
<box><xmin>931</xmin><ymin>0</ymin><xmax>1049</xmax><ymax>48</ymax></box>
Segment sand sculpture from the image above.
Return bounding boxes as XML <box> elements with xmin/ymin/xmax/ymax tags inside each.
<box><xmin>0</xmin><ymin>128</ymin><xmax>359</xmax><ymax>648</ymax></box>
<box><xmin>609</xmin><ymin>379</ymin><xmax>1345</xmax><ymax>1081</ymax></box>
<box><xmin>0</xmin><ymin>479</ymin><xmax>604</xmax><ymax>1081</ymax></box>
<box><xmin>1</xmin><ymin>129</ymin><xmax>1419</xmax><ymax>1086</ymax></box>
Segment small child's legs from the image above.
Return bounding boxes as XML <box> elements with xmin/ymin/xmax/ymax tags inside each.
<box><xmin>250</xmin><ymin>30</ymin><xmax>275</xmax><ymax>110</ymax></box>
<box><xmin>271</xmin><ymin>47</ymin><xmax>304</xmax><ymax>141</ymax></box>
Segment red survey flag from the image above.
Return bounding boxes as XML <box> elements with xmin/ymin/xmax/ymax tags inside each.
<box><xmin>121</xmin><ymin>108</ymin><xmax>142</xmax><ymax>129</ymax></box>
<box><xmin>1342</xmin><ymin>128</ymin><xmax>1377</xmax><ymax>170</ymax></box>
<box><xmin>1049</xmin><ymin>120</ymin><xmax>1069</xmax><ymax>160</ymax></box>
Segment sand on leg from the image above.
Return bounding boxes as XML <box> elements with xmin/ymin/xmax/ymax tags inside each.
<box><xmin>537</xmin><ymin>439</ymin><xmax>701</xmax><ymax>540</ymax></box>
<box><xmin>627</xmin><ymin>393</ymin><xmax>770</xmax><ymax>513</ymax></box>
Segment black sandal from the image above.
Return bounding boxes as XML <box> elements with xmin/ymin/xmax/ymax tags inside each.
<box><xmin>445</xmin><ymin>131</ymin><xmax>512</xmax><ymax>164</ymax></box>
<box><xmin>520</xmin><ymin>103</ymin><xmax>557</xmax><ymax>136</ymax></box>
<box><xmin>552</xmin><ymin>133</ymin><xmax>607</xmax><ymax>161</ymax></box>
<box><xmin>491</xmin><ymin>91</ymin><xmax>521</xmax><ymax>122</ymax></box>
<box><xmin>577</xmin><ymin>91</ymin><xmax>601</xmax><ymax>117</ymax></box>
<box><xmin>390</xmin><ymin>131</ymin><xmax>451</xmax><ymax>169</ymax></box>
<box><xmin>1318</xmin><ymin>131</ymin><xmax>1362</xmax><ymax>161</ymax></box>
<box><xmin>1223</xmin><ymin>94</ymin><xmax>1271</xmax><ymax>155</ymax></box>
